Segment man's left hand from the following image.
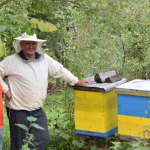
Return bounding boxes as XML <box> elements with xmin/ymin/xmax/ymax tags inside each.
<box><xmin>76</xmin><ymin>79</ymin><xmax>90</xmax><ymax>85</ymax></box>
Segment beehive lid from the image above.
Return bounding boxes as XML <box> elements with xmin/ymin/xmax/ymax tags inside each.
<box><xmin>73</xmin><ymin>76</ymin><xmax>126</xmax><ymax>92</ymax></box>
<box><xmin>115</xmin><ymin>79</ymin><xmax>150</xmax><ymax>93</ymax></box>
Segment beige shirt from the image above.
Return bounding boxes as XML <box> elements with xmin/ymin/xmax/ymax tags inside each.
<box><xmin>0</xmin><ymin>54</ymin><xmax>78</xmax><ymax>111</ymax></box>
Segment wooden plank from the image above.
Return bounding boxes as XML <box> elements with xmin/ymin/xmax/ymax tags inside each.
<box><xmin>115</xmin><ymin>91</ymin><xmax>150</xmax><ymax>97</ymax></box>
<box><xmin>74</xmin><ymin>90</ymin><xmax>117</xmax><ymax>112</ymax></box>
<box><xmin>118</xmin><ymin>94</ymin><xmax>150</xmax><ymax>117</ymax></box>
<box><xmin>75</xmin><ymin>109</ymin><xmax>117</xmax><ymax>125</ymax></box>
<box><xmin>74</xmin><ymin>90</ymin><xmax>104</xmax><ymax>112</ymax></box>
<box><xmin>75</xmin><ymin>108</ymin><xmax>118</xmax><ymax>132</ymax></box>
<box><xmin>75</xmin><ymin>127</ymin><xmax>118</xmax><ymax>138</ymax></box>
<box><xmin>106</xmin><ymin>74</ymin><xmax>122</xmax><ymax>83</ymax></box>
<box><xmin>119</xmin><ymin>135</ymin><xmax>137</xmax><ymax>141</ymax></box>
<box><xmin>73</xmin><ymin>86</ymin><xmax>106</xmax><ymax>92</ymax></box>
<box><xmin>118</xmin><ymin>115</ymin><xmax>150</xmax><ymax>138</ymax></box>
<box><xmin>94</xmin><ymin>70</ymin><xmax>117</xmax><ymax>83</ymax></box>
<box><xmin>119</xmin><ymin>128</ymin><xmax>150</xmax><ymax>139</ymax></box>
<box><xmin>103</xmin><ymin>90</ymin><xmax>117</xmax><ymax>111</ymax></box>
<box><xmin>75</xmin><ymin>120</ymin><xmax>117</xmax><ymax>133</ymax></box>
<box><xmin>118</xmin><ymin>115</ymin><xmax>150</xmax><ymax>124</ymax></box>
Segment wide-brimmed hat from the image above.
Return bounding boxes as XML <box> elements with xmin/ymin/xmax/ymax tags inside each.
<box><xmin>13</xmin><ymin>32</ymin><xmax>47</xmax><ymax>54</ymax></box>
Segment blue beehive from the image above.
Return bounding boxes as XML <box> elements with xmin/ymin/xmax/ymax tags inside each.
<box><xmin>115</xmin><ymin>79</ymin><xmax>150</xmax><ymax>138</ymax></box>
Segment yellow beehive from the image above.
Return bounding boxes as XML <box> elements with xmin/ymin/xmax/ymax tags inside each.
<box><xmin>74</xmin><ymin>89</ymin><xmax>118</xmax><ymax>137</ymax></box>
<box><xmin>74</xmin><ymin>77</ymin><xmax>126</xmax><ymax>138</ymax></box>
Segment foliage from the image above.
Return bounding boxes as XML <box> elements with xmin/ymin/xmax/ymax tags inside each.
<box><xmin>110</xmin><ymin>137</ymin><xmax>150</xmax><ymax>150</ymax></box>
<box><xmin>0</xmin><ymin>0</ymin><xmax>57</xmax><ymax>59</ymax></box>
<box><xmin>2</xmin><ymin>0</ymin><xmax>150</xmax><ymax>80</ymax></box>
<box><xmin>43</xmin><ymin>86</ymin><xmax>96</xmax><ymax>150</ymax></box>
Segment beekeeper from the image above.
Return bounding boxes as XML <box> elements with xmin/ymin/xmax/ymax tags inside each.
<box><xmin>0</xmin><ymin>32</ymin><xmax>90</xmax><ymax>150</ymax></box>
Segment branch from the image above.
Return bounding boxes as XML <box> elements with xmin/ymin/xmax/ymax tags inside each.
<box><xmin>0</xmin><ymin>0</ymin><xmax>15</xmax><ymax>7</ymax></box>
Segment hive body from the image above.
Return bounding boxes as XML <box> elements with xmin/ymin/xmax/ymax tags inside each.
<box><xmin>74</xmin><ymin>90</ymin><xmax>118</xmax><ymax>138</ymax></box>
<box><xmin>116</xmin><ymin>79</ymin><xmax>150</xmax><ymax>138</ymax></box>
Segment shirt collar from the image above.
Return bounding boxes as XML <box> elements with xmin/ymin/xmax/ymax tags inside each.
<box><xmin>18</xmin><ymin>51</ymin><xmax>40</xmax><ymax>60</ymax></box>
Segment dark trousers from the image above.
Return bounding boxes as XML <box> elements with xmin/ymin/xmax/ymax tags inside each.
<box><xmin>7</xmin><ymin>108</ymin><xmax>49</xmax><ymax>150</ymax></box>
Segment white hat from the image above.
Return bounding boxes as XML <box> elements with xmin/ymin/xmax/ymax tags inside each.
<box><xmin>13</xmin><ymin>32</ymin><xmax>47</xmax><ymax>54</ymax></box>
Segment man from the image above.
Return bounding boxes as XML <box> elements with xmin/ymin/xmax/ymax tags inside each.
<box><xmin>0</xmin><ymin>32</ymin><xmax>90</xmax><ymax>150</ymax></box>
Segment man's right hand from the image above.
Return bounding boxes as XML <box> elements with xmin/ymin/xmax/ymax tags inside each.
<box><xmin>5</xmin><ymin>90</ymin><xmax>12</xmax><ymax>100</ymax></box>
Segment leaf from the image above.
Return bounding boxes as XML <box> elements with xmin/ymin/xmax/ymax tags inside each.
<box><xmin>90</xmin><ymin>146</ymin><xmax>97</xmax><ymax>150</ymax></box>
<box><xmin>30</xmin><ymin>18</ymin><xmax>39</xmax><ymax>28</ymax></box>
<box><xmin>60</xmin><ymin>30</ymin><xmax>69</xmax><ymax>41</ymax></box>
<box><xmin>27</xmin><ymin>116</ymin><xmax>37</xmax><ymax>122</ymax></box>
<box><xmin>0</xmin><ymin>16</ymin><xmax>5</xmax><ymax>21</ymax></box>
<box><xmin>21</xmin><ymin>145</ymin><xmax>30</xmax><ymax>150</ymax></box>
<box><xmin>38</xmin><ymin>20</ymin><xmax>47</xmax><ymax>32</ymax></box>
<box><xmin>94</xmin><ymin>42</ymin><xmax>103</xmax><ymax>51</ymax></box>
<box><xmin>15</xmin><ymin>124</ymin><xmax>28</xmax><ymax>131</ymax></box>
<box><xmin>101</xmin><ymin>0</ymin><xmax>108</xmax><ymax>5</ymax></box>
<box><xmin>75</xmin><ymin>73</ymin><xmax>83</xmax><ymax>80</ymax></box>
<box><xmin>66</xmin><ymin>86</ymin><xmax>73</xmax><ymax>95</ymax></box>
<box><xmin>59</xmin><ymin>132</ymin><xmax>70</xmax><ymax>140</ymax></box>
<box><xmin>2</xmin><ymin>43</ymin><xmax>6</xmax><ymax>56</ymax></box>
<box><xmin>63</xmin><ymin>114</ymin><xmax>70</xmax><ymax>120</ymax></box>
<box><xmin>71</xmin><ymin>53</ymin><xmax>78</xmax><ymax>58</ymax></box>
<box><xmin>38</xmin><ymin>20</ymin><xmax>57</xmax><ymax>32</ymax></box>
<box><xmin>69</xmin><ymin>63</ymin><xmax>76</xmax><ymax>69</ymax></box>
<box><xmin>0</xmin><ymin>39</ymin><xmax>6</xmax><ymax>57</ymax></box>
<box><xmin>0</xmin><ymin>22</ymin><xmax>6</xmax><ymax>31</ymax></box>
<box><xmin>31</xmin><ymin>123</ymin><xmax>45</xmax><ymax>130</ymax></box>
<box><xmin>45</xmin><ymin>22</ymin><xmax>57</xmax><ymax>32</ymax></box>
<box><xmin>44</xmin><ymin>48</ymin><xmax>49</xmax><ymax>51</ymax></box>
<box><xmin>72</xmin><ymin>140</ymin><xmax>83</xmax><ymax>148</ymax></box>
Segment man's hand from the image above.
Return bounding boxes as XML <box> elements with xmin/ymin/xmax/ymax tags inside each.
<box><xmin>76</xmin><ymin>79</ymin><xmax>90</xmax><ymax>85</ymax></box>
<box><xmin>5</xmin><ymin>90</ymin><xmax>12</xmax><ymax>100</ymax></box>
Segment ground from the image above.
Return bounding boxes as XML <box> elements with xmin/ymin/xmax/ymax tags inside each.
<box><xmin>47</xmin><ymin>82</ymin><xmax>60</xmax><ymax>94</ymax></box>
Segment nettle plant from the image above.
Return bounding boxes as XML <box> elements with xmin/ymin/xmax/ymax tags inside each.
<box><xmin>15</xmin><ymin>116</ymin><xmax>45</xmax><ymax>150</ymax></box>
<box><xmin>45</xmin><ymin>86</ymin><xmax>91</xmax><ymax>150</ymax></box>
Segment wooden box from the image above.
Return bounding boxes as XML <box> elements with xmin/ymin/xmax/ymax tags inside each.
<box><xmin>115</xmin><ymin>79</ymin><xmax>150</xmax><ymax>138</ymax></box>
<box><xmin>73</xmin><ymin>77</ymin><xmax>126</xmax><ymax>138</ymax></box>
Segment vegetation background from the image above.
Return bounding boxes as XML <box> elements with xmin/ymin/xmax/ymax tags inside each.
<box><xmin>1</xmin><ymin>0</ymin><xmax>150</xmax><ymax>149</ymax></box>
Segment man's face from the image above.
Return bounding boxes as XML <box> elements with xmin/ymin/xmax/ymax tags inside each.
<box><xmin>20</xmin><ymin>41</ymin><xmax>37</xmax><ymax>57</ymax></box>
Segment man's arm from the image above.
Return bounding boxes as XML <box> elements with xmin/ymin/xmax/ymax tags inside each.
<box><xmin>0</xmin><ymin>58</ymin><xmax>11</xmax><ymax>100</ymax></box>
<box><xmin>5</xmin><ymin>90</ymin><xmax>12</xmax><ymax>100</ymax></box>
<box><xmin>46</xmin><ymin>55</ymin><xmax>90</xmax><ymax>86</ymax></box>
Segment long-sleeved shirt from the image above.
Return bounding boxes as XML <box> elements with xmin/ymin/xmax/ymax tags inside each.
<box><xmin>0</xmin><ymin>53</ymin><xmax>78</xmax><ymax>111</ymax></box>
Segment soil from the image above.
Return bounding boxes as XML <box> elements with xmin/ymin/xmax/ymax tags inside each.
<box><xmin>47</xmin><ymin>82</ymin><xmax>60</xmax><ymax>94</ymax></box>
